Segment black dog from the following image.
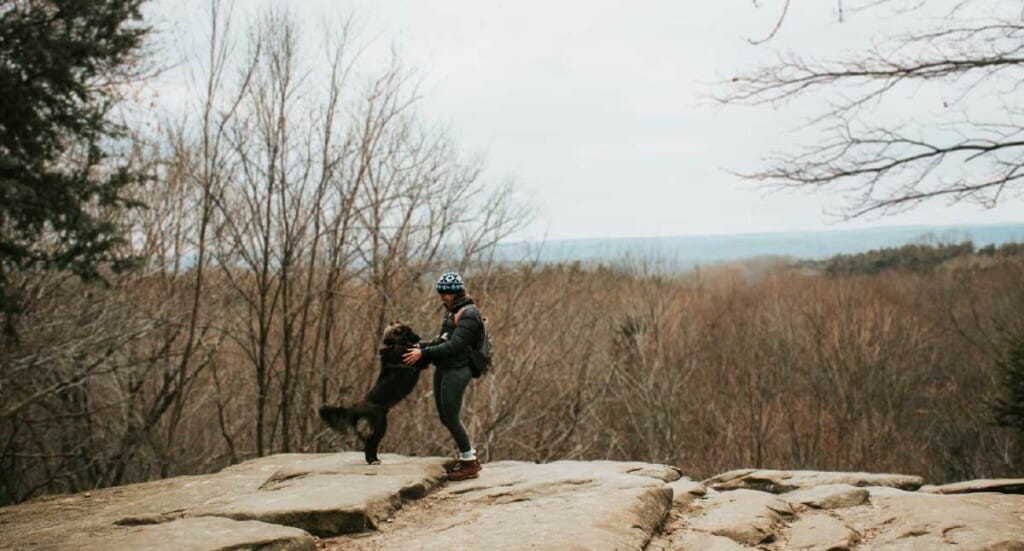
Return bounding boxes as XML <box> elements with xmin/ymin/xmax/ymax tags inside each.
<box><xmin>318</xmin><ymin>322</ymin><xmax>427</xmax><ymax>464</ymax></box>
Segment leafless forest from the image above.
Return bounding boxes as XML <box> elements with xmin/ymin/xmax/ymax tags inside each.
<box><xmin>3</xmin><ymin>5</ymin><xmax>1024</xmax><ymax>506</ymax></box>
<box><xmin>6</xmin><ymin>228</ymin><xmax>1024</xmax><ymax>505</ymax></box>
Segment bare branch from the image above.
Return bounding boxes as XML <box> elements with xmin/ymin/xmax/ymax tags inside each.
<box><xmin>725</xmin><ymin>1</ymin><xmax>1024</xmax><ymax>216</ymax></box>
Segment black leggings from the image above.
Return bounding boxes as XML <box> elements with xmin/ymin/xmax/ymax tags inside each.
<box><xmin>433</xmin><ymin>366</ymin><xmax>473</xmax><ymax>453</ymax></box>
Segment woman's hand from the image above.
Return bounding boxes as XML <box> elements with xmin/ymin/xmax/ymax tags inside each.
<box><xmin>402</xmin><ymin>346</ymin><xmax>423</xmax><ymax>365</ymax></box>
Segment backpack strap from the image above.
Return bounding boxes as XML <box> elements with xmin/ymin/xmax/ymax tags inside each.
<box><xmin>454</xmin><ymin>304</ymin><xmax>487</xmax><ymax>329</ymax></box>
<box><xmin>454</xmin><ymin>304</ymin><xmax>474</xmax><ymax>325</ymax></box>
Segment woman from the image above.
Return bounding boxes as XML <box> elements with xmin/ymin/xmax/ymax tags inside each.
<box><xmin>403</xmin><ymin>271</ymin><xmax>484</xmax><ymax>481</ymax></box>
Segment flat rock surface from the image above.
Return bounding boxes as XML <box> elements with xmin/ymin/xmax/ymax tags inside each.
<box><xmin>832</xmin><ymin>490</ymin><xmax>1024</xmax><ymax>550</ymax></box>
<box><xmin>323</xmin><ymin>460</ymin><xmax>679</xmax><ymax>550</ymax></box>
<box><xmin>653</xmin><ymin>473</ymin><xmax>1024</xmax><ymax>551</ymax></box>
<box><xmin>7</xmin><ymin>456</ymin><xmax>1024</xmax><ymax>551</ymax></box>
<box><xmin>785</xmin><ymin>513</ymin><xmax>859</xmax><ymax>550</ymax></box>
<box><xmin>0</xmin><ymin>453</ymin><xmax>447</xmax><ymax>549</ymax></box>
<box><xmin>77</xmin><ymin>516</ymin><xmax>316</xmax><ymax>551</ymax></box>
<box><xmin>688</xmin><ymin>488</ymin><xmax>795</xmax><ymax>546</ymax></box>
<box><xmin>704</xmin><ymin>469</ymin><xmax>923</xmax><ymax>493</ymax></box>
<box><xmin>783</xmin><ymin>484</ymin><xmax>870</xmax><ymax>509</ymax></box>
<box><xmin>651</xmin><ymin>530</ymin><xmax>754</xmax><ymax>550</ymax></box>
<box><xmin>922</xmin><ymin>478</ymin><xmax>1024</xmax><ymax>495</ymax></box>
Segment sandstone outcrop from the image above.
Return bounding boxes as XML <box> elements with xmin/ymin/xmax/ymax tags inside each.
<box><xmin>330</xmin><ymin>460</ymin><xmax>679</xmax><ymax>550</ymax></box>
<box><xmin>2</xmin><ymin>454</ymin><xmax>1023</xmax><ymax>550</ymax></box>
<box><xmin>687</xmin><ymin>488</ymin><xmax>795</xmax><ymax>545</ymax></box>
<box><xmin>649</xmin><ymin>470</ymin><xmax>1024</xmax><ymax>550</ymax></box>
<box><xmin>782</xmin><ymin>483</ymin><xmax>870</xmax><ymax>509</ymax></box>
<box><xmin>703</xmin><ymin>468</ymin><xmax>923</xmax><ymax>493</ymax></box>
<box><xmin>0</xmin><ymin>453</ymin><xmax>446</xmax><ymax>549</ymax></box>
<box><xmin>921</xmin><ymin>478</ymin><xmax>1024</xmax><ymax>495</ymax></box>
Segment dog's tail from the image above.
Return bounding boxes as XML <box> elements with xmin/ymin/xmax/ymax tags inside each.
<box><xmin>318</xmin><ymin>404</ymin><xmax>360</xmax><ymax>431</ymax></box>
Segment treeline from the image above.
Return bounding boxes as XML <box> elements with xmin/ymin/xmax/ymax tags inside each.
<box><xmin>811</xmin><ymin>240</ymin><xmax>1024</xmax><ymax>276</ymax></box>
<box><xmin>5</xmin><ymin>250</ymin><xmax>1024</xmax><ymax>504</ymax></box>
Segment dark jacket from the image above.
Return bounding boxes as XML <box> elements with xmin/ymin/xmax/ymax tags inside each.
<box><xmin>421</xmin><ymin>296</ymin><xmax>483</xmax><ymax>370</ymax></box>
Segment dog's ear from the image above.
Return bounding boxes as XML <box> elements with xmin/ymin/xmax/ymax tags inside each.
<box><xmin>394</xmin><ymin>324</ymin><xmax>418</xmax><ymax>344</ymax></box>
<box><xmin>382</xmin><ymin>322</ymin><xmax>399</xmax><ymax>342</ymax></box>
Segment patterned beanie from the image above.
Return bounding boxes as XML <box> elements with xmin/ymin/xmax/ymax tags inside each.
<box><xmin>435</xmin><ymin>271</ymin><xmax>465</xmax><ymax>294</ymax></box>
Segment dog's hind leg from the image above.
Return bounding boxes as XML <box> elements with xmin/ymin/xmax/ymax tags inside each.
<box><xmin>363</xmin><ymin>410</ymin><xmax>388</xmax><ymax>465</ymax></box>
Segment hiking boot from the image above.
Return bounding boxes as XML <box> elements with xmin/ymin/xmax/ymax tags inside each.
<box><xmin>446</xmin><ymin>458</ymin><xmax>481</xmax><ymax>481</ymax></box>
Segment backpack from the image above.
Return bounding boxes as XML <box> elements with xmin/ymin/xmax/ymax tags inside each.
<box><xmin>455</xmin><ymin>305</ymin><xmax>493</xmax><ymax>378</ymax></box>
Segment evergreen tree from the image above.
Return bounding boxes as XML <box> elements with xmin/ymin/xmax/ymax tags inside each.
<box><xmin>992</xmin><ymin>335</ymin><xmax>1024</xmax><ymax>432</ymax></box>
<box><xmin>0</xmin><ymin>0</ymin><xmax>148</xmax><ymax>329</ymax></box>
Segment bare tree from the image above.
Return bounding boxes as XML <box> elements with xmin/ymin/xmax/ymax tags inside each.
<box><xmin>189</xmin><ymin>6</ymin><xmax>530</xmax><ymax>458</ymax></box>
<box><xmin>725</xmin><ymin>0</ymin><xmax>1024</xmax><ymax>217</ymax></box>
<box><xmin>0</xmin><ymin>0</ymin><xmax>530</xmax><ymax>503</ymax></box>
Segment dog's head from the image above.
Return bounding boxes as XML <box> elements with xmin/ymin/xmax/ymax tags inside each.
<box><xmin>382</xmin><ymin>321</ymin><xmax>420</xmax><ymax>347</ymax></box>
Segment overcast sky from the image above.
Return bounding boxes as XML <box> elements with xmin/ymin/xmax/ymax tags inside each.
<box><xmin>145</xmin><ymin>0</ymin><xmax>1024</xmax><ymax>242</ymax></box>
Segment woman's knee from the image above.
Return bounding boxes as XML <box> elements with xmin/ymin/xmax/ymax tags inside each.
<box><xmin>440</xmin><ymin>410</ymin><xmax>462</xmax><ymax>429</ymax></box>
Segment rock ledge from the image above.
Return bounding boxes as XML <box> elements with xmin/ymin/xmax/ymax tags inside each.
<box><xmin>3</xmin><ymin>457</ymin><xmax>1024</xmax><ymax>550</ymax></box>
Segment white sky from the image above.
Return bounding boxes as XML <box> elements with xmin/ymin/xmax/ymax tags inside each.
<box><xmin>144</xmin><ymin>0</ymin><xmax>1024</xmax><ymax>242</ymax></box>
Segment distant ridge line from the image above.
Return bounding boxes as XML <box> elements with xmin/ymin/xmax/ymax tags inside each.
<box><xmin>494</xmin><ymin>223</ymin><xmax>1024</xmax><ymax>268</ymax></box>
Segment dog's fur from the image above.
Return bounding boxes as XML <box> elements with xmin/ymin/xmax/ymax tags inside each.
<box><xmin>318</xmin><ymin>322</ymin><xmax>427</xmax><ymax>464</ymax></box>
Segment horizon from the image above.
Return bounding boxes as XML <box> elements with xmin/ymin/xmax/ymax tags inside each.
<box><xmin>489</xmin><ymin>222</ymin><xmax>1024</xmax><ymax>269</ymax></box>
<box><xmin>500</xmin><ymin>221</ymin><xmax>1024</xmax><ymax>246</ymax></box>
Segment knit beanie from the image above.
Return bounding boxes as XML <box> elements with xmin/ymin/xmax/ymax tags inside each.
<box><xmin>435</xmin><ymin>271</ymin><xmax>465</xmax><ymax>294</ymax></box>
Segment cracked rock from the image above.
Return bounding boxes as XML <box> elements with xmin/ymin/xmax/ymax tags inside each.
<box><xmin>703</xmin><ymin>469</ymin><xmax>923</xmax><ymax>493</ymax></box>
<box><xmin>688</xmin><ymin>488</ymin><xmax>795</xmax><ymax>546</ymax></box>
